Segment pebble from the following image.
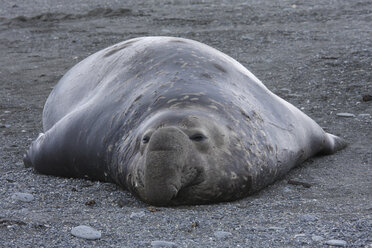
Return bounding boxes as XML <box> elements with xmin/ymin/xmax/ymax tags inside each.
<box><xmin>325</xmin><ymin>239</ymin><xmax>347</xmax><ymax>247</ymax></box>
<box><xmin>287</xmin><ymin>93</ymin><xmax>302</xmax><ymax>97</ymax></box>
<box><xmin>161</xmin><ymin>28</ymin><xmax>171</xmax><ymax>33</ymax></box>
<box><xmin>71</xmin><ymin>225</ymin><xmax>101</xmax><ymax>240</ymax></box>
<box><xmin>151</xmin><ymin>240</ymin><xmax>178</xmax><ymax>248</ymax></box>
<box><xmin>268</xmin><ymin>226</ymin><xmax>285</xmax><ymax>231</ymax></box>
<box><xmin>279</xmin><ymin>87</ymin><xmax>292</xmax><ymax>94</ymax></box>
<box><xmin>241</xmin><ymin>34</ymin><xmax>254</xmax><ymax>41</ymax></box>
<box><xmin>214</xmin><ymin>231</ymin><xmax>232</xmax><ymax>239</ymax></box>
<box><xmin>336</xmin><ymin>113</ymin><xmax>355</xmax><ymax>118</ymax></box>
<box><xmin>130</xmin><ymin>211</ymin><xmax>145</xmax><ymax>219</ymax></box>
<box><xmin>11</xmin><ymin>192</ymin><xmax>34</xmax><ymax>202</ymax></box>
<box><xmin>300</xmin><ymin>214</ymin><xmax>318</xmax><ymax>222</ymax></box>
<box><xmin>0</xmin><ymin>123</ymin><xmax>11</xmax><ymax>128</ymax></box>
<box><xmin>282</xmin><ymin>186</ymin><xmax>292</xmax><ymax>193</ymax></box>
<box><xmin>312</xmin><ymin>235</ymin><xmax>324</xmax><ymax>242</ymax></box>
<box><xmin>294</xmin><ymin>233</ymin><xmax>306</xmax><ymax>238</ymax></box>
<box><xmin>362</xmin><ymin>94</ymin><xmax>372</xmax><ymax>102</ymax></box>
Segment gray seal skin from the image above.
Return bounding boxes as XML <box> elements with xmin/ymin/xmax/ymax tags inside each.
<box><xmin>24</xmin><ymin>36</ymin><xmax>346</xmax><ymax>206</ymax></box>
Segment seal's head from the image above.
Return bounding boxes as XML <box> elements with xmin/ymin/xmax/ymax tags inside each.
<box><xmin>123</xmin><ymin>109</ymin><xmax>250</xmax><ymax>206</ymax></box>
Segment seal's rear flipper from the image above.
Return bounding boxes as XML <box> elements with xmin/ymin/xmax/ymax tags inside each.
<box><xmin>319</xmin><ymin>133</ymin><xmax>347</xmax><ymax>155</ymax></box>
<box><xmin>23</xmin><ymin>133</ymin><xmax>45</xmax><ymax>168</ymax></box>
<box><xmin>23</xmin><ymin>152</ymin><xmax>32</xmax><ymax>168</ymax></box>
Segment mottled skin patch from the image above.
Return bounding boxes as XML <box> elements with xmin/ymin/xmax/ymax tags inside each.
<box><xmin>103</xmin><ymin>38</ymin><xmax>139</xmax><ymax>57</ymax></box>
<box><xmin>213</xmin><ymin>63</ymin><xmax>227</xmax><ymax>73</ymax></box>
<box><xmin>201</xmin><ymin>73</ymin><xmax>212</xmax><ymax>79</ymax></box>
<box><xmin>24</xmin><ymin>36</ymin><xmax>346</xmax><ymax>206</ymax></box>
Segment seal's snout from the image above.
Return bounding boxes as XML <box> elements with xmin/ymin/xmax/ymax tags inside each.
<box><xmin>143</xmin><ymin>127</ymin><xmax>191</xmax><ymax>205</ymax></box>
<box><xmin>147</xmin><ymin>127</ymin><xmax>187</xmax><ymax>152</ymax></box>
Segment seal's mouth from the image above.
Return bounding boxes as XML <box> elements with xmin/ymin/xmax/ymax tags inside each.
<box><xmin>165</xmin><ymin>183</ymin><xmax>204</xmax><ymax>206</ymax></box>
<box><xmin>147</xmin><ymin>183</ymin><xmax>180</xmax><ymax>206</ymax></box>
<box><xmin>141</xmin><ymin>167</ymin><xmax>206</xmax><ymax>206</ymax></box>
<box><xmin>161</xmin><ymin>170</ymin><xmax>206</xmax><ymax>206</ymax></box>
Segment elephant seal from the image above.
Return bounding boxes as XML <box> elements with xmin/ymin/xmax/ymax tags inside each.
<box><xmin>24</xmin><ymin>36</ymin><xmax>346</xmax><ymax>206</ymax></box>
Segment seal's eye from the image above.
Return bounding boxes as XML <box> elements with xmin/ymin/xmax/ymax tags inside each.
<box><xmin>189</xmin><ymin>133</ymin><xmax>207</xmax><ymax>142</ymax></box>
<box><xmin>142</xmin><ymin>136</ymin><xmax>150</xmax><ymax>144</ymax></box>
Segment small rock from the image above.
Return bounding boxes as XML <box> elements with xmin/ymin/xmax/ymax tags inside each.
<box><xmin>336</xmin><ymin>113</ymin><xmax>355</xmax><ymax>118</ymax></box>
<box><xmin>282</xmin><ymin>186</ymin><xmax>292</xmax><ymax>193</ymax></box>
<box><xmin>0</xmin><ymin>123</ymin><xmax>11</xmax><ymax>128</ymax></box>
<box><xmin>279</xmin><ymin>87</ymin><xmax>292</xmax><ymax>94</ymax></box>
<box><xmin>287</xmin><ymin>93</ymin><xmax>302</xmax><ymax>97</ymax></box>
<box><xmin>130</xmin><ymin>211</ymin><xmax>145</xmax><ymax>219</ymax></box>
<box><xmin>84</xmin><ymin>199</ymin><xmax>96</xmax><ymax>206</ymax></box>
<box><xmin>161</xmin><ymin>29</ymin><xmax>171</xmax><ymax>34</ymax></box>
<box><xmin>151</xmin><ymin>240</ymin><xmax>178</xmax><ymax>248</ymax></box>
<box><xmin>312</xmin><ymin>235</ymin><xmax>324</xmax><ymax>242</ymax></box>
<box><xmin>71</xmin><ymin>225</ymin><xmax>101</xmax><ymax>240</ymax></box>
<box><xmin>11</xmin><ymin>192</ymin><xmax>34</xmax><ymax>202</ymax></box>
<box><xmin>268</xmin><ymin>226</ymin><xmax>285</xmax><ymax>231</ymax></box>
<box><xmin>191</xmin><ymin>221</ymin><xmax>199</xmax><ymax>228</ymax></box>
<box><xmin>362</xmin><ymin>94</ymin><xmax>372</xmax><ymax>102</ymax></box>
<box><xmin>117</xmin><ymin>198</ymin><xmax>127</xmax><ymax>207</ymax></box>
<box><xmin>214</xmin><ymin>231</ymin><xmax>232</xmax><ymax>239</ymax></box>
<box><xmin>325</xmin><ymin>239</ymin><xmax>347</xmax><ymax>247</ymax></box>
<box><xmin>300</xmin><ymin>214</ymin><xmax>317</xmax><ymax>222</ymax></box>
<box><xmin>241</xmin><ymin>34</ymin><xmax>254</xmax><ymax>40</ymax></box>
<box><xmin>147</xmin><ymin>206</ymin><xmax>160</xmax><ymax>212</ymax></box>
<box><xmin>294</xmin><ymin>233</ymin><xmax>306</xmax><ymax>238</ymax></box>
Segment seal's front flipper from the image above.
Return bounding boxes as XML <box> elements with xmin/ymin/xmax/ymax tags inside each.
<box><xmin>319</xmin><ymin>133</ymin><xmax>347</xmax><ymax>155</ymax></box>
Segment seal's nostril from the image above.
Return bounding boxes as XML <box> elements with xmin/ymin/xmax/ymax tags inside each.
<box><xmin>189</xmin><ymin>133</ymin><xmax>207</xmax><ymax>142</ymax></box>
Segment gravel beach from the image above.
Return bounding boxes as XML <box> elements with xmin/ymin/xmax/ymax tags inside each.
<box><xmin>0</xmin><ymin>0</ymin><xmax>371</xmax><ymax>247</ymax></box>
